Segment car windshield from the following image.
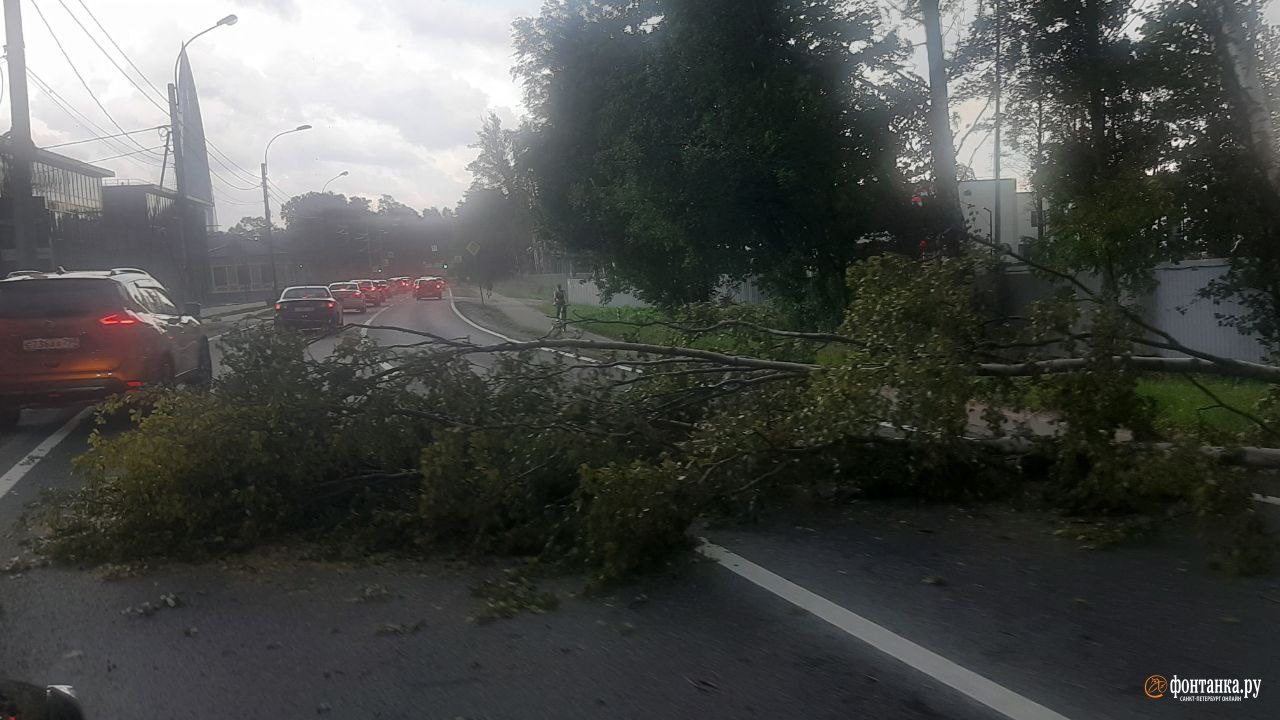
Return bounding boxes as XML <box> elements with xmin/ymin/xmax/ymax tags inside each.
<box><xmin>6</xmin><ymin>4</ymin><xmax>1280</xmax><ymax>719</ymax></box>
<box><xmin>281</xmin><ymin>287</ymin><xmax>331</xmax><ymax>299</ymax></box>
<box><xmin>0</xmin><ymin>279</ymin><xmax>119</xmax><ymax>319</ymax></box>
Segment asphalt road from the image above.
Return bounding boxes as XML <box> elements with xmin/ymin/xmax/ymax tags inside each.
<box><xmin>1</xmin><ymin>292</ymin><xmax>1275</xmax><ymax>719</ymax></box>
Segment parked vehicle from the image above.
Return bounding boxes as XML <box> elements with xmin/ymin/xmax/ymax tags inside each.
<box><xmin>274</xmin><ymin>286</ymin><xmax>343</xmax><ymax>330</ymax></box>
<box><xmin>0</xmin><ymin>268</ymin><xmax>210</xmax><ymax>428</ymax></box>
<box><xmin>414</xmin><ymin>276</ymin><xmax>445</xmax><ymax>300</ymax></box>
<box><xmin>327</xmin><ymin>282</ymin><xmax>367</xmax><ymax>313</ymax></box>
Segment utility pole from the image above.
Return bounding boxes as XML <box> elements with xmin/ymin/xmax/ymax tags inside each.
<box><xmin>992</xmin><ymin>0</ymin><xmax>1003</xmax><ymax>250</ymax></box>
<box><xmin>4</xmin><ymin>0</ymin><xmax>38</xmax><ymax>271</ymax></box>
<box><xmin>261</xmin><ymin>162</ymin><xmax>279</xmax><ymax>296</ymax></box>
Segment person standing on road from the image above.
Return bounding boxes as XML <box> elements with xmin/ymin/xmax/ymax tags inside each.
<box><xmin>553</xmin><ymin>284</ymin><xmax>568</xmax><ymax>325</ymax></box>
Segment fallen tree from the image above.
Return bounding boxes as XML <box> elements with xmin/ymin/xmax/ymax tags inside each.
<box><xmin>37</xmin><ymin>251</ymin><xmax>1278</xmax><ymax>579</ymax></box>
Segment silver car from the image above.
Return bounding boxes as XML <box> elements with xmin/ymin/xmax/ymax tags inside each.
<box><xmin>327</xmin><ymin>282</ymin><xmax>367</xmax><ymax>313</ymax></box>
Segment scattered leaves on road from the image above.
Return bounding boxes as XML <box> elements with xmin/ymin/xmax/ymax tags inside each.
<box><xmin>470</xmin><ymin>570</ymin><xmax>558</xmax><ymax>624</ymax></box>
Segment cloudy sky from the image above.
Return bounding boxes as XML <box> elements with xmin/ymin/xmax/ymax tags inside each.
<box><xmin>4</xmin><ymin>0</ymin><xmax>1277</xmax><ymax>227</ymax></box>
<box><xmin>4</xmin><ymin>0</ymin><xmax>537</xmax><ymax>226</ymax></box>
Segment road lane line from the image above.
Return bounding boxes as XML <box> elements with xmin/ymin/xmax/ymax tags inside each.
<box><xmin>357</xmin><ymin>302</ymin><xmax>398</xmax><ymax>371</ymax></box>
<box><xmin>446</xmin><ymin>289</ymin><xmax>638</xmax><ymax>372</ymax></box>
<box><xmin>697</xmin><ymin>541</ymin><xmax>1076</xmax><ymax>720</ymax></box>
<box><xmin>1254</xmin><ymin>494</ymin><xmax>1280</xmax><ymax>506</ymax></box>
<box><xmin>0</xmin><ymin>408</ymin><xmax>92</xmax><ymax>503</ymax></box>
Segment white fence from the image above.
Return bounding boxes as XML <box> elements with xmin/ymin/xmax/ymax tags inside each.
<box><xmin>1001</xmin><ymin>258</ymin><xmax>1271</xmax><ymax>363</ymax></box>
<box><xmin>565</xmin><ymin>275</ymin><xmax>768</xmax><ymax>308</ymax></box>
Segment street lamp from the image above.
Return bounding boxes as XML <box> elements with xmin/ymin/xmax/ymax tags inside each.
<box><xmin>322</xmin><ymin>170</ymin><xmax>349</xmax><ymax>193</ymax></box>
<box><xmin>166</xmin><ymin>13</ymin><xmax>237</xmax><ymax>303</ymax></box>
<box><xmin>262</xmin><ymin>124</ymin><xmax>313</xmax><ymax>296</ymax></box>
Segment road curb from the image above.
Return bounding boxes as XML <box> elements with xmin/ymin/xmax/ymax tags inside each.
<box><xmin>447</xmin><ymin>290</ymin><xmax>638</xmax><ymax>372</ymax></box>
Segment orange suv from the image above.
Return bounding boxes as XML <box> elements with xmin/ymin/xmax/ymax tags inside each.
<box><xmin>0</xmin><ymin>269</ymin><xmax>211</xmax><ymax>428</ymax></box>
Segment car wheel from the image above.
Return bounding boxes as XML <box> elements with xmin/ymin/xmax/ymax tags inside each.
<box><xmin>0</xmin><ymin>405</ymin><xmax>19</xmax><ymax>431</ymax></box>
<box><xmin>191</xmin><ymin>341</ymin><xmax>213</xmax><ymax>390</ymax></box>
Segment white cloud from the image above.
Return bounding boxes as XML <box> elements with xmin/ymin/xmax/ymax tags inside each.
<box><xmin>3</xmin><ymin>0</ymin><xmax>543</xmax><ymax>225</ymax></box>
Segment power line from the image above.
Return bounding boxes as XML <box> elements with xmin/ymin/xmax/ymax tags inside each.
<box><xmin>73</xmin><ymin>0</ymin><xmax>166</xmax><ymax>101</ymax></box>
<box><xmin>27</xmin><ymin>67</ymin><xmax>163</xmax><ymax>167</ymax></box>
<box><xmin>43</xmin><ymin>125</ymin><xmax>166</xmax><ymax>149</ymax></box>
<box><xmin>55</xmin><ymin>0</ymin><xmax>168</xmax><ymax>115</ymax></box>
<box><xmin>28</xmin><ymin>0</ymin><xmax>163</xmax><ymax>158</ymax></box>
<box><xmin>87</xmin><ymin>144</ymin><xmax>166</xmax><ymax>163</ymax></box>
<box><xmin>206</xmin><ymin>140</ymin><xmax>267</xmax><ymax>185</ymax></box>
<box><xmin>209</xmin><ymin>166</ymin><xmax>263</xmax><ymax>193</ymax></box>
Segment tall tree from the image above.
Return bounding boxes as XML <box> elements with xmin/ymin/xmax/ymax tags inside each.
<box><xmin>515</xmin><ymin>0</ymin><xmax>917</xmax><ymax>321</ymax></box>
<box><xmin>919</xmin><ymin>0</ymin><xmax>967</xmax><ymax>255</ymax></box>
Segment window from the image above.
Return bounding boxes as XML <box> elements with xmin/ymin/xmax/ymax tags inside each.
<box><xmin>142</xmin><ymin>285</ymin><xmax>179</xmax><ymax>314</ymax></box>
<box><xmin>237</xmin><ymin>265</ymin><xmax>251</xmax><ymax>288</ymax></box>
<box><xmin>251</xmin><ymin>264</ymin><xmax>263</xmax><ymax>288</ymax></box>
<box><xmin>0</xmin><ymin>279</ymin><xmax>119</xmax><ymax>319</ymax></box>
<box><xmin>281</xmin><ymin>287</ymin><xmax>332</xmax><ymax>299</ymax></box>
<box><xmin>212</xmin><ymin>266</ymin><xmax>229</xmax><ymax>289</ymax></box>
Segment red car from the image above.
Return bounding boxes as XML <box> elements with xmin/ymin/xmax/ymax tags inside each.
<box><xmin>0</xmin><ymin>268</ymin><xmax>211</xmax><ymax>428</ymax></box>
<box><xmin>354</xmin><ymin>279</ymin><xmax>383</xmax><ymax>306</ymax></box>
<box><xmin>414</xmin><ymin>276</ymin><xmax>445</xmax><ymax>300</ymax></box>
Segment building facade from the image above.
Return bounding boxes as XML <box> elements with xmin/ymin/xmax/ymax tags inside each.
<box><xmin>0</xmin><ymin>143</ymin><xmax>113</xmax><ymax>273</ymax></box>
<box><xmin>101</xmin><ymin>181</ymin><xmax>211</xmax><ymax>302</ymax></box>
<box><xmin>958</xmin><ymin>179</ymin><xmax>1043</xmax><ymax>254</ymax></box>
<box><xmin>206</xmin><ymin>233</ymin><xmax>299</xmax><ymax>304</ymax></box>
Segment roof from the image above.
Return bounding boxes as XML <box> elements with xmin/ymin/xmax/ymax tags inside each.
<box><xmin>1</xmin><ymin>136</ymin><xmax>116</xmax><ymax>179</ymax></box>
<box><xmin>34</xmin><ymin>147</ymin><xmax>116</xmax><ymax>178</ymax></box>
<box><xmin>103</xmin><ymin>181</ymin><xmax>212</xmax><ymax>206</ymax></box>
<box><xmin>2</xmin><ymin>267</ymin><xmax>153</xmax><ymax>282</ymax></box>
<box><xmin>207</xmin><ymin>235</ymin><xmax>281</xmax><ymax>258</ymax></box>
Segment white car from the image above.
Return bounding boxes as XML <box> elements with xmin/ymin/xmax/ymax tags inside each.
<box><xmin>327</xmin><ymin>282</ymin><xmax>368</xmax><ymax>313</ymax></box>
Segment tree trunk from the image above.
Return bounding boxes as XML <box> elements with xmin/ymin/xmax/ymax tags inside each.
<box><xmin>1081</xmin><ymin>0</ymin><xmax>1110</xmax><ymax>177</ymax></box>
<box><xmin>1210</xmin><ymin>0</ymin><xmax>1280</xmax><ymax>200</ymax></box>
<box><xmin>920</xmin><ymin>0</ymin><xmax>966</xmax><ymax>256</ymax></box>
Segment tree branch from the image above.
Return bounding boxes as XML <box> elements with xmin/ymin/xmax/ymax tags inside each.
<box><xmin>1183</xmin><ymin>374</ymin><xmax>1280</xmax><ymax>439</ymax></box>
<box><xmin>976</xmin><ymin>356</ymin><xmax>1280</xmax><ymax>383</ymax></box>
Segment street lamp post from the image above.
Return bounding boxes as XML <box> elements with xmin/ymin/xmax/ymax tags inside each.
<box><xmin>167</xmin><ymin>13</ymin><xmax>237</xmax><ymax>303</ymax></box>
<box><xmin>322</xmin><ymin>170</ymin><xmax>349</xmax><ymax>193</ymax></box>
<box><xmin>262</xmin><ymin>124</ymin><xmax>312</xmax><ymax>296</ymax></box>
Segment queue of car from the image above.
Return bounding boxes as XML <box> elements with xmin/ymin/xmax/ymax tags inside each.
<box><xmin>0</xmin><ymin>265</ymin><xmax>449</xmax><ymax>429</ymax></box>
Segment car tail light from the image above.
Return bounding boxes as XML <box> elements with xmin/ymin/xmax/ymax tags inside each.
<box><xmin>275</xmin><ymin>303</ymin><xmax>283</xmax><ymax>312</ymax></box>
<box><xmin>99</xmin><ymin>311</ymin><xmax>140</xmax><ymax>326</ymax></box>
<box><xmin>126</xmin><ymin>380</ymin><xmax>145</xmax><ymax>389</ymax></box>
<box><xmin>353</xmin><ymin>291</ymin><xmax>363</xmax><ymax>298</ymax></box>
<box><xmin>327</xmin><ymin>301</ymin><xmax>335</xmax><ymax>309</ymax></box>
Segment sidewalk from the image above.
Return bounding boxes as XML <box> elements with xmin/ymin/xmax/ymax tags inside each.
<box><xmin>202</xmin><ymin>300</ymin><xmax>270</xmax><ymax>320</ymax></box>
<box><xmin>452</xmin><ymin>286</ymin><xmax>617</xmax><ymax>345</ymax></box>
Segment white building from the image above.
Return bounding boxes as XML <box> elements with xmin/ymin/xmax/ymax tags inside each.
<box><xmin>958</xmin><ymin>179</ymin><xmax>1042</xmax><ymax>253</ymax></box>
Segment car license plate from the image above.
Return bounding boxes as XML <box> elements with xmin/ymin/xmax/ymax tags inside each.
<box><xmin>292</xmin><ymin>304</ymin><xmax>314</xmax><ymax>311</ymax></box>
<box><xmin>23</xmin><ymin>337</ymin><xmax>79</xmax><ymax>351</ymax></box>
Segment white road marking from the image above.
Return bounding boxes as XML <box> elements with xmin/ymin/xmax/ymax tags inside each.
<box><xmin>358</xmin><ymin>301</ymin><xmax>398</xmax><ymax>371</ymax></box>
<box><xmin>446</xmin><ymin>289</ymin><xmax>637</xmax><ymax>372</ymax></box>
<box><xmin>0</xmin><ymin>408</ymin><xmax>92</xmax><ymax>503</ymax></box>
<box><xmin>697</xmin><ymin>541</ymin><xmax>1076</xmax><ymax>720</ymax></box>
<box><xmin>1254</xmin><ymin>494</ymin><xmax>1280</xmax><ymax>506</ymax></box>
